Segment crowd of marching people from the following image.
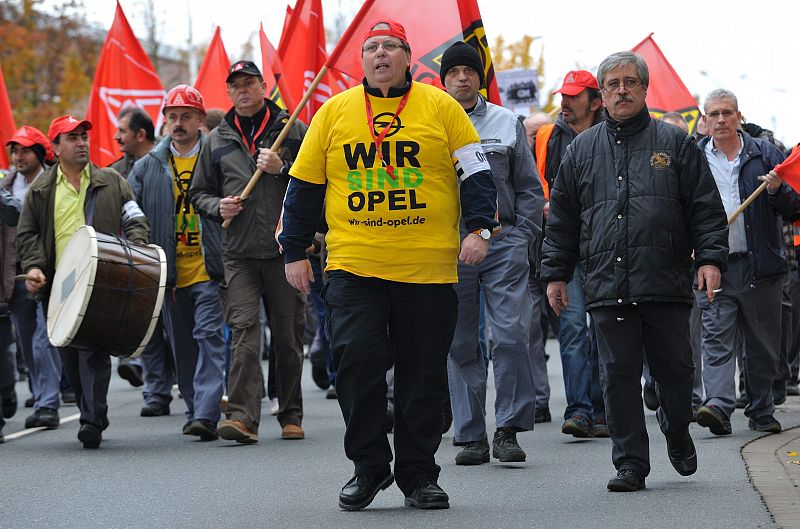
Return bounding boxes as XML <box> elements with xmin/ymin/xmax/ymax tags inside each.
<box><xmin>2</xmin><ymin>16</ymin><xmax>800</xmax><ymax>509</ymax></box>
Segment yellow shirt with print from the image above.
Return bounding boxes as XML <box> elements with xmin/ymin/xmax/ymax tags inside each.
<box><xmin>290</xmin><ymin>82</ymin><xmax>480</xmax><ymax>284</ymax></box>
<box><xmin>172</xmin><ymin>153</ymin><xmax>210</xmax><ymax>288</ymax></box>
<box><xmin>54</xmin><ymin>164</ymin><xmax>91</xmax><ymax>267</ymax></box>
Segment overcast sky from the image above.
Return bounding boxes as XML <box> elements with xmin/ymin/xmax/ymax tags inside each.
<box><xmin>65</xmin><ymin>0</ymin><xmax>800</xmax><ymax>145</ymax></box>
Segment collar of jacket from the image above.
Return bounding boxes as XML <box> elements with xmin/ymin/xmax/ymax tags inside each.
<box><xmin>467</xmin><ymin>94</ymin><xmax>488</xmax><ymax>116</ymax></box>
<box><xmin>698</xmin><ymin>131</ymin><xmax>763</xmax><ymax>165</ymax></box>
<box><xmin>605</xmin><ymin>105</ymin><xmax>650</xmax><ymax>139</ymax></box>
<box><xmin>220</xmin><ymin>98</ymin><xmax>286</xmax><ymax>145</ymax></box>
<box><xmin>149</xmin><ymin>130</ymin><xmax>207</xmax><ymax>164</ymax></box>
<box><xmin>30</xmin><ymin>162</ymin><xmax>109</xmax><ymax>193</ymax></box>
<box><xmin>362</xmin><ymin>71</ymin><xmax>412</xmax><ymax>98</ymax></box>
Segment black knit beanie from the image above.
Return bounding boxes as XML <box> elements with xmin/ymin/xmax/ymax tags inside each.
<box><xmin>439</xmin><ymin>41</ymin><xmax>485</xmax><ymax>87</ymax></box>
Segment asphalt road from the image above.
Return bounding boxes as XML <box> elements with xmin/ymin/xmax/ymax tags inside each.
<box><xmin>1</xmin><ymin>339</ymin><xmax>793</xmax><ymax>529</ymax></box>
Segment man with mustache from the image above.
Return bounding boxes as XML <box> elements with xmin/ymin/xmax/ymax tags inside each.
<box><xmin>191</xmin><ymin>61</ymin><xmax>308</xmax><ymax>444</ymax></box>
<box><xmin>278</xmin><ymin>20</ymin><xmax>497</xmax><ymax>510</ymax></box>
<box><xmin>438</xmin><ymin>41</ymin><xmax>544</xmax><ymax>466</ymax></box>
<box><xmin>541</xmin><ymin>51</ymin><xmax>728</xmax><ymax>491</ymax></box>
<box><xmin>533</xmin><ymin>70</ymin><xmax>608</xmax><ymax>439</ymax></box>
<box><xmin>129</xmin><ymin>85</ymin><xmax>226</xmax><ymax>441</ymax></box>
<box><xmin>16</xmin><ymin>115</ymin><xmax>149</xmax><ymax>448</ymax></box>
<box><xmin>695</xmin><ymin>89</ymin><xmax>799</xmax><ymax>437</ymax></box>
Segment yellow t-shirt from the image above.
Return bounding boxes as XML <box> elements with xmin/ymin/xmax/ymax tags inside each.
<box><xmin>290</xmin><ymin>82</ymin><xmax>480</xmax><ymax>284</ymax></box>
<box><xmin>171</xmin><ymin>153</ymin><xmax>210</xmax><ymax>288</ymax></box>
<box><xmin>54</xmin><ymin>164</ymin><xmax>91</xmax><ymax>267</ymax></box>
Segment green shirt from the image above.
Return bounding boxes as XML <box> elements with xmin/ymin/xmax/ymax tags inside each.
<box><xmin>54</xmin><ymin>164</ymin><xmax>90</xmax><ymax>266</ymax></box>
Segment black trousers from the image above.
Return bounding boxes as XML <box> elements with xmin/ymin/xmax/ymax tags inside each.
<box><xmin>59</xmin><ymin>347</ymin><xmax>111</xmax><ymax>429</ymax></box>
<box><xmin>324</xmin><ymin>270</ymin><xmax>457</xmax><ymax>495</ymax></box>
<box><xmin>591</xmin><ymin>302</ymin><xmax>694</xmax><ymax>477</ymax></box>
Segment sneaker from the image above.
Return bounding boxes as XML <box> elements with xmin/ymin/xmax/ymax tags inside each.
<box><xmin>607</xmin><ymin>469</ymin><xmax>646</xmax><ymax>492</ymax></box>
<box><xmin>492</xmin><ymin>427</ymin><xmax>526</xmax><ymax>462</ymax></box>
<box><xmin>270</xmin><ymin>398</ymin><xmax>280</xmax><ymax>416</ymax></box>
<box><xmin>404</xmin><ymin>479</ymin><xmax>450</xmax><ymax>509</ymax></box>
<box><xmin>281</xmin><ymin>424</ymin><xmax>305</xmax><ymax>440</ymax></box>
<box><xmin>592</xmin><ymin>415</ymin><xmax>610</xmax><ymax>438</ymax></box>
<box><xmin>534</xmin><ymin>406</ymin><xmax>551</xmax><ymax>423</ymax></box>
<box><xmin>25</xmin><ymin>407</ymin><xmax>60</xmax><ymax>429</ymax></box>
<box><xmin>748</xmin><ymin>415</ymin><xmax>781</xmax><ymax>433</ymax></box>
<box><xmin>643</xmin><ymin>382</ymin><xmax>659</xmax><ymax>411</ymax></box>
<box><xmin>117</xmin><ymin>359</ymin><xmax>144</xmax><ymax>387</ymax></box>
<box><xmin>665</xmin><ymin>429</ymin><xmax>697</xmax><ymax>476</ymax></box>
<box><xmin>218</xmin><ymin>419</ymin><xmax>258</xmax><ymax>444</ymax></box>
<box><xmin>562</xmin><ymin>415</ymin><xmax>592</xmax><ymax>438</ymax></box>
<box><xmin>187</xmin><ymin>419</ymin><xmax>219</xmax><ymax>441</ymax></box>
<box><xmin>140</xmin><ymin>403</ymin><xmax>170</xmax><ymax>417</ymax></box>
<box><xmin>326</xmin><ymin>386</ymin><xmax>337</xmax><ymax>400</ymax></box>
<box><xmin>455</xmin><ymin>440</ymin><xmax>490</xmax><ymax>465</ymax></box>
<box><xmin>696</xmin><ymin>405</ymin><xmax>732</xmax><ymax>435</ymax></box>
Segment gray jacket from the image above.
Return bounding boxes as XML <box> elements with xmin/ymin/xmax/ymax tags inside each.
<box><xmin>128</xmin><ymin>132</ymin><xmax>223</xmax><ymax>287</ymax></box>
<box><xmin>190</xmin><ymin>100</ymin><xmax>307</xmax><ymax>260</ymax></box>
<box><xmin>466</xmin><ymin>95</ymin><xmax>544</xmax><ymax>248</ymax></box>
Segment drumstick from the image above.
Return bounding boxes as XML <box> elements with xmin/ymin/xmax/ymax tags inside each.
<box><xmin>15</xmin><ymin>273</ymin><xmax>43</xmax><ymax>283</ymax></box>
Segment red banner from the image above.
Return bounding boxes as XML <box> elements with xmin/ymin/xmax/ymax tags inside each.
<box><xmin>194</xmin><ymin>27</ymin><xmax>231</xmax><ymax>112</ymax></box>
<box><xmin>0</xmin><ymin>62</ymin><xmax>15</xmax><ymax>170</ymax></box>
<box><xmin>632</xmin><ymin>33</ymin><xmax>700</xmax><ymax>134</ymax></box>
<box><xmin>776</xmin><ymin>145</ymin><xmax>800</xmax><ymax>194</ymax></box>
<box><xmin>327</xmin><ymin>0</ymin><xmax>501</xmax><ymax>104</ymax></box>
<box><xmin>277</xmin><ymin>0</ymin><xmax>345</xmax><ymax>122</ymax></box>
<box><xmin>259</xmin><ymin>24</ymin><xmax>295</xmax><ymax>111</ymax></box>
<box><xmin>85</xmin><ymin>1</ymin><xmax>165</xmax><ymax>167</ymax></box>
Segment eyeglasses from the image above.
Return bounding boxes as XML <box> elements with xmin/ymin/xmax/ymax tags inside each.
<box><xmin>362</xmin><ymin>41</ymin><xmax>405</xmax><ymax>54</ymax></box>
<box><xmin>706</xmin><ymin>110</ymin><xmax>737</xmax><ymax>120</ymax></box>
<box><xmin>602</xmin><ymin>78</ymin><xmax>643</xmax><ymax>92</ymax></box>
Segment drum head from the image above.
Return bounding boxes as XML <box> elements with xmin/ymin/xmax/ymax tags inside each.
<box><xmin>47</xmin><ymin>226</ymin><xmax>98</xmax><ymax>347</ymax></box>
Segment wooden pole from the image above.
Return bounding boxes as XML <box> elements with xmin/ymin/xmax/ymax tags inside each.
<box><xmin>727</xmin><ymin>180</ymin><xmax>767</xmax><ymax>225</ymax></box>
<box><xmin>221</xmin><ymin>65</ymin><xmax>331</xmax><ymax>229</ymax></box>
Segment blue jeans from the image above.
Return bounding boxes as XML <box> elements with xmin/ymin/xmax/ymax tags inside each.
<box><xmin>558</xmin><ymin>266</ymin><xmax>593</xmax><ymax>420</ymax></box>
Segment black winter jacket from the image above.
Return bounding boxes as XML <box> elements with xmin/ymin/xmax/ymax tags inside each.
<box><xmin>540</xmin><ymin>107</ymin><xmax>729</xmax><ymax>309</ymax></box>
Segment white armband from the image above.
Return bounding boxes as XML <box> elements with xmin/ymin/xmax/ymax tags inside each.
<box><xmin>454</xmin><ymin>143</ymin><xmax>491</xmax><ymax>182</ymax></box>
<box><xmin>122</xmin><ymin>200</ymin><xmax>145</xmax><ymax>223</ymax></box>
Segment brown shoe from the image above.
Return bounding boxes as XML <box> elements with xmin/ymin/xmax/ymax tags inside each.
<box><xmin>281</xmin><ymin>424</ymin><xmax>305</xmax><ymax>440</ymax></box>
<box><xmin>218</xmin><ymin>419</ymin><xmax>258</xmax><ymax>444</ymax></box>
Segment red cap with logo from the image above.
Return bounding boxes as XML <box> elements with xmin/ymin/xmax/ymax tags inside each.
<box><xmin>362</xmin><ymin>19</ymin><xmax>409</xmax><ymax>48</ymax></box>
<box><xmin>7</xmin><ymin>125</ymin><xmax>55</xmax><ymax>164</ymax></box>
<box><xmin>164</xmin><ymin>84</ymin><xmax>206</xmax><ymax>114</ymax></box>
<box><xmin>47</xmin><ymin>115</ymin><xmax>92</xmax><ymax>142</ymax></box>
<box><xmin>553</xmin><ymin>70</ymin><xmax>599</xmax><ymax>96</ymax></box>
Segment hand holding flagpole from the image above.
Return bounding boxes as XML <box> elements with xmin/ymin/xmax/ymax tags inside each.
<box><xmin>726</xmin><ymin>146</ymin><xmax>800</xmax><ymax>225</ymax></box>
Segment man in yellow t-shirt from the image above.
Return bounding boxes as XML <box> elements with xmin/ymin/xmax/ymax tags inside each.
<box><xmin>275</xmin><ymin>20</ymin><xmax>498</xmax><ymax>511</ymax></box>
<box><xmin>128</xmin><ymin>85</ymin><xmax>226</xmax><ymax>442</ymax></box>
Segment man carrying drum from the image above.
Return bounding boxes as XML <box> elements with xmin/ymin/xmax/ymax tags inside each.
<box><xmin>129</xmin><ymin>85</ymin><xmax>226</xmax><ymax>441</ymax></box>
<box><xmin>16</xmin><ymin>115</ymin><xmax>149</xmax><ymax>449</ymax></box>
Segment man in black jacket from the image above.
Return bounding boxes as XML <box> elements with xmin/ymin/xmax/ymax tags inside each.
<box><xmin>540</xmin><ymin>51</ymin><xmax>729</xmax><ymax>492</ymax></box>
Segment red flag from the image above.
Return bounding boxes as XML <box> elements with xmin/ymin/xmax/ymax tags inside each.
<box><xmin>277</xmin><ymin>0</ymin><xmax>345</xmax><ymax>122</ymax></box>
<box><xmin>632</xmin><ymin>33</ymin><xmax>700</xmax><ymax>134</ymax></box>
<box><xmin>0</xmin><ymin>62</ymin><xmax>16</xmax><ymax>170</ymax></box>
<box><xmin>259</xmin><ymin>24</ymin><xmax>296</xmax><ymax>111</ymax></box>
<box><xmin>327</xmin><ymin>0</ymin><xmax>502</xmax><ymax>104</ymax></box>
<box><xmin>194</xmin><ymin>27</ymin><xmax>231</xmax><ymax>112</ymax></box>
<box><xmin>775</xmin><ymin>146</ymin><xmax>800</xmax><ymax>193</ymax></box>
<box><xmin>85</xmin><ymin>1</ymin><xmax>165</xmax><ymax>167</ymax></box>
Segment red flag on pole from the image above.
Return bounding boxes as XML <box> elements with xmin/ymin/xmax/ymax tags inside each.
<box><xmin>326</xmin><ymin>0</ymin><xmax>502</xmax><ymax>104</ymax></box>
<box><xmin>0</xmin><ymin>62</ymin><xmax>16</xmax><ymax>170</ymax></box>
<box><xmin>259</xmin><ymin>24</ymin><xmax>296</xmax><ymax>111</ymax></box>
<box><xmin>775</xmin><ymin>146</ymin><xmax>800</xmax><ymax>193</ymax></box>
<box><xmin>85</xmin><ymin>1</ymin><xmax>165</xmax><ymax>167</ymax></box>
<box><xmin>194</xmin><ymin>27</ymin><xmax>231</xmax><ymax>111</ymax></box>
<box><xmin>277</xmin><ymin>0</ymin><xmax>345</xmax><ymax>122</ymax></box>
<box><xmin>632</xmin><ymin>33</ymin><xmax>700</xmax><ymax>134</ymax></box>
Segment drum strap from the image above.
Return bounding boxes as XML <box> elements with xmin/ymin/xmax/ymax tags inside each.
<box><xmin>85</xmin><ymin>189</ymin><xmax>98</xmax><ymax>227</ymax></box>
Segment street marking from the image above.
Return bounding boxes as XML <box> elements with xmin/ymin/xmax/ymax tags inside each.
<box><xmin>3</xmin><ymin>413</ymin><xmax>81</xmax><ymax>441</ymax></box>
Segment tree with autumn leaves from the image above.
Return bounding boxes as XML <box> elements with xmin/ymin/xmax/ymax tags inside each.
<box><xmin>0</xmin><ymin>0</ymin><xmax>99</xmax><ymax>134</ymax></box>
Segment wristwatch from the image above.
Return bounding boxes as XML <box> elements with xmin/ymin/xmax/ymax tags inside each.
<box><xmin>472</xmin><ymin>228</ymin><xmax>491</xmax><ymax>240</ymax></box>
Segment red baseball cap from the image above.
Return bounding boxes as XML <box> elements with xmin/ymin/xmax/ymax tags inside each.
<box><xmin>553</xmin><ymin>70</ymin><xmax>599</xmax><ymax>96</ymax></box>
<box><xmin>6</xmin><ymin>125</ymin><xmax>50</xmax><ymax>149</ymax></box>
<box><xmin>47</xmin><ymin>115</ymin><xmax>92</xmax><ymax>142</ymax></box>
<box><xmin>362</xmin><ymin>19</ymin><xmax>409</xmax><ymax>48</ymax></box>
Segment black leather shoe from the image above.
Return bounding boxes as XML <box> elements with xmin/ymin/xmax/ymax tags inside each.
<box><xmin>696</xmin><ymin>405</ymin><xmax>732</xmax><ymax>435</ymax></box>
<box><xmin>534</xmin><ymin>406</ymin><xmax>551</xmax><ymax>423</ymax></box>
<box><xmin>25</xmin><ymin>408</ymin><xmax>60</xmax><ymax>429</ymax></box>
<box><xmin>338</xmin><ymin>471</ymin><xmax>394</xmax><ymax>511</ymax></box>
<box><xmin>309</xmin><ymin>347</ymin><xmax>330</xmax><ymax>390</ymax></box>
<box><xmin>404</xmin><ymin>479</ymin><xmax>450</xmax><ymax>509</ymax></box>
<box><xmin>748</xmin><ymin>414</ymin><xmax>781</xmax><ymax>433</ymax></box>
<box><xmin>187</xmin><ymin>419</ymin><xmax>219</xmax><ymax>441</ymax></box>
<box><xmin>607</xmin><ymin>469</ymin><xmax>646</xmax><ymax>492</ymax></box>
<box><xmin>665</xmin><ymin>429</ymin><xmax>697</xmax><ymax>476</ymax></box>
<box><xmin>182</xmin><ymin>421</ymin><xmax>192</xmax><ymax>435</ymax></box>
<box><xmin>140</xmin><ymin>403</ymin><xmax>170</xmax><ymax>417</ymax></box>
<box><xmin>2</xmin><ymin>388</ymin><xmax>17</xmax><ymax>418</ymax></box>
<box><xmin>117</xmin><ymin>359</ymin><xmax>144</xmax><ymax>387</ymax></box>
<box><xmin>78</xmin><ymin>424</ymin><xmax>102</xmax><ymax>449</ymax></box>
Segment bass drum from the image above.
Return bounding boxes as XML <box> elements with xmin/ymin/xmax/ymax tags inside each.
<box><xmin>47</xmin><ymin>225</ymin><xmax>166</xmax><ymax>358</ymax></box>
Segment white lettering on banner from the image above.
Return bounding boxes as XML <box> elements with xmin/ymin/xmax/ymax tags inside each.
<box><xmin>454</xmin><ymin>143</ymin><xmax>491</xmax><ymax>182</ymax></box>
<box><xmin>98</xmin><ymin>87</ymin><xmax>166</xmax><ymax>132</ymax></box>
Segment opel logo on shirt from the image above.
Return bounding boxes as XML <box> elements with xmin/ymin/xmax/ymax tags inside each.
<box><xmin>372</xmin><ymin>113</ymin><xmax>404</xmax><ymax>138</ymax></box>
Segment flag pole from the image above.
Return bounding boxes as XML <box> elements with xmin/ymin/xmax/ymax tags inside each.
<box><xmin>222</xmin><ymin>65</ymin><xmax>329</xmax><ymax>229</ymax></box>
<box><xmin>727</xmin><ymin>180</ymin><xmax>767</xmax><ymax>225</ymax></box>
